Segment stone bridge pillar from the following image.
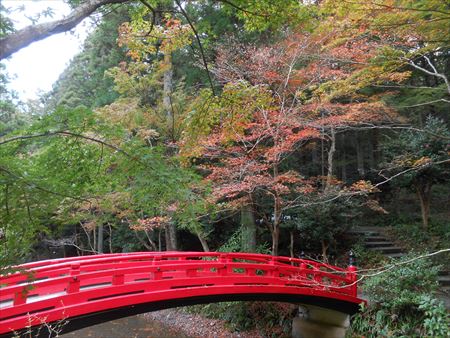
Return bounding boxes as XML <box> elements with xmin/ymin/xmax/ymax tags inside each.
<box><xmin>292</xmin><ymin>305</ymin><xmax>350</xmax><ymax>338</ymax></box>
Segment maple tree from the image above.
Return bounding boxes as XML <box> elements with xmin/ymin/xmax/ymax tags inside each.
<box><xmin>182</xmin><ymin>31</ymin><xmax>398</xmax><ymax>257</ymax></box>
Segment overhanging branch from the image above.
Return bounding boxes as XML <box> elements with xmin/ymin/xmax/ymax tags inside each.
<box><xmin>0</xmin><ymin>0</ymin><xmax>130</xmax><ymax>60</ymax></box>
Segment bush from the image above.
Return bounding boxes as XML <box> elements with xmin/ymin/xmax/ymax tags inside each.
<box><xmin>349</xmin><ymin>253</ymin><xmax>448</xmax><ymax>337</ymax></box>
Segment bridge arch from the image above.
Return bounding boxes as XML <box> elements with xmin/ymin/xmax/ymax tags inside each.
<box><xmin>0</xmin><ymin>252</ymin><xmax>364</xmax><ymax>338</ymax></box>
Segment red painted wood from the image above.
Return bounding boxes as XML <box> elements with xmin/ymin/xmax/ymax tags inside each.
<box><xmin>0</xmin><ymin>252</ymin><xmax>363</xmax><ymax>335</ymax></box>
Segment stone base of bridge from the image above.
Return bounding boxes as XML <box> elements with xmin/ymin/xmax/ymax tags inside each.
<box><xmin>292</xmin><ymin>305</ymin><xmax>350</xmax><ymax>338</ymax></box>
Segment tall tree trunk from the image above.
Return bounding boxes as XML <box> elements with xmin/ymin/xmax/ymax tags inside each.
<box><xmin>165</xmin><ymin>223</ymin><xmax>177</xmax><ymax>251</ymax></box>
<box><xmin>340</xmin><ymin>134</ymin><xmax>347</xmax><ymax>182</ymax></box>
<box><xmin>97</xmin><ymin>224</ymin><xmax>103</xmax><ymax>253</ymax></box>
<box><xmin>355</xmin><ymin>133</ymin><xmax>365</xmax><ymax>177</ymax></box>
<box><xmin>241</xmin><ymin>203</ymin><xmax>256</xmax><ymax>252</ymax></box>
<box><xmin>163</xmin><ymin>51</ymin><xmax>174</xmax><ymax>140</ymax></box>
<box><xmin>289</xmin><ymin>231</ymin><xmax>294</xmax><ymax>258</ymax></box>
<box><xmin>271</xmin><ymin>225</ymin><xmax>279</xmax><ymax>256</ymax></box>
<box><xmin>325</xmin><ymin>128</ymin><xmax>336</xmax><ymax>191</ymax></box>
<box><xmin>415</xmin><ymin>179</ymin><xmax>432</xmax><ymax>229</ymax></box>
<box><xmin>321</xmin><ymin>239</ymin><xmax>329</xmax><ymax>263</ymax></box>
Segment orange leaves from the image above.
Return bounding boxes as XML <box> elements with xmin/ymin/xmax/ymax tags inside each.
<box><xmin>349</xmin><ymin>180</ymin><xmax>380</xmax><ymax>193</ymax></box>
<box><xmin>130</xmin><ymin>216</ymin><xmax>171</xmax><ymax>231</ymax></box>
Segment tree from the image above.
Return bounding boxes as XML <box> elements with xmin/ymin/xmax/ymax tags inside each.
<box><xmin>181</xmin><ymin>32</ymin><xmax>396</xmax><ymax>256</ymax></box>
<box><xmin>0</xmin><ymin>0</ymin><xmax>314</xmax><ymax>61</ymax></box>
<box><xmin>46</xmin><ymin>6</ymin><xmax>130</xmax><ymax>110</ymax></box>
<box><xmin>382</xmin><ymin>117</ymin><xmax>450</xmax><ymax>229</ymax></box>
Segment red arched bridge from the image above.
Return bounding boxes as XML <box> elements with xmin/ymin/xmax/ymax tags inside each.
<box><xmin>0</xmin><ymin>252</ymin><xmax>364</xmax><ymax>337</ymax></box>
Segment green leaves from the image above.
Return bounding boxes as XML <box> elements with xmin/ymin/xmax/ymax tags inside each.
<box><xmin>351</xmin><ymin>253</ymin><xmax>446</xmax><ymax>337</ymax></box>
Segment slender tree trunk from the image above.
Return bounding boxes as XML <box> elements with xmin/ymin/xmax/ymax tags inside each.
<box><xmin>325</xmin><ymin>128</ymin><xmax>336</xmax><ymax>191</ymax></box>
<box><xmin>311</xmin><ymin>141</ymin><xmax>318</xmax><ymax>176</ymax></box>
<box><xmin>197</xmin><ymin>233</ymin><xmax>210</xmax><ymax>252</ymax></box>
<box><xmin>144</xmin><ymin>230</ymin><xmax>157</xmax><ymax>251</ymax></box>
<box><xmin>415</xmin><ymin>180</ymin><xmax>432</xmax><ymax>229</ymax></box>
<box><xmin>163</xmin><ymin>51</ymin><xmax>175</xmax><ymax>140</ymax></box>
<box><xmin>97</xmin><ymin>224</ymin><xmax>103</xmax><ymax>253</ymax></box>
<box><xmin>158</xmin><ymin>229</ymin><xmax>162</xmax><ymax>251</ymax></box>
<box><xmin>289</xmin><ymin>231</ymin><xmax>294</xmax><ymax>258</ymax></box>
<box><xmin>321</xmin><ymin>239</ymin><xmax>329</xmax><ymax>263</ymax></box>
<box><xmin>272</xmin><ymin>225</ymin><xmax>279</xmax><ymax>256</ymax></box>
<box><xmin>355</xmin><ymin>133</ymin><xmax>365</xmax><ymax>177</ymax></box>
<box><xmin>241</xmin><ymin>203</ymin><xmax>256</xmax><ymax>252</ymax></box>
<box><xmin>92</xmin><ymin>228</ymin><xmax>97</xmax><ymax>252</ymax></box>
<box><xmin>341</xmin><ymin>135</ymin><xmax>347</xmax><ymax>182</ymax></box>
<box><xmin>165</xmin><ymin>223</ymin><xmax>177</xmax><ymax>251</ymax></box>
<box><xmin>108</xmin><ymin>223</ymin><xmax>113</xmax><ymax>253</ymax></box>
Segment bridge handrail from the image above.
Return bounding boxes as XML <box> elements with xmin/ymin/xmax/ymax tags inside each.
<box><xmin>1</xmin><ymin>252</ymin><xmax>358</xmax><ymax>309</ymax></box>
<box><xmin>1</xmin><ymin>252</ymin><xmax>348</xmax><ymax>286</ymax></box>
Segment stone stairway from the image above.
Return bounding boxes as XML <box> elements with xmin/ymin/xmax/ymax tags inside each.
<box><xmin>349</xmin><ymin>226</ymin><xmax>405</xmax><ymax>259</ymax></box>
<box><xmin>348</xmin><ymin>226</ymin><xmax>449</xmax><ymax>298</ymax></box>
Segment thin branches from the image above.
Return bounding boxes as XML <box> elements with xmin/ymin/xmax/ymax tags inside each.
<box><xmin>0</xmin><ymin>165</ymin><xmax>92</xmax><ymax>203</ymax></box>
<box><xmin>0</xmin><ymin>130</ymin><xmax>144</xmax><ymax>164</ymax></box>
<box><xmin>174</xmin><ymin>0</ymin><xmax>216</xmax><ymax>95</ymax></box>
<box><xmin>407</xmin><ymin>55</ymin><xmax>450</xmax><ymax>94</ymax></box>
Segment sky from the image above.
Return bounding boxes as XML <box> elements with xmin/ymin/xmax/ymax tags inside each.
<box><xmin>3</xmin><ymin>0</ymin><xmax>92</xmax><ymax>101</ymax></box>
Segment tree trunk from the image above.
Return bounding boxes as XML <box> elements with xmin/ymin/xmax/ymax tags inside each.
<box><xmin>415</xmin><ymin>180</ymin><xmax>432</xmax><ymax>229</ymax></box>
<box><xmin>144</xmin><ymin>230</ymin><xmax>158</xmax><ymax>251</ymax></box>
<box><xmin>197</xmin><ymin>233</ymin><xmax>210</xmax><ymax>252</ymax></box>
<box><xmin>165</xmin><ymin>223</ymin><xmax>177</xmax><ymax>251</ymax></box>
<box><xmin>321</xmin><ymin>239</ymin><xmax>329</xmax><ymax>263</ymax></box>
<box><xmin>240</xmin><ymin>204</ymin><xmax>257</xmax><ymax>252</ymax></box>
<box><xmin>271</xmin><ymin>225</ymin><xmax>279</xmax><ymax>256</ymax></box>
<box><xmin>340</xmin><ymin>135</ymin><xmax>347</xmax><ymax>182</ymax></box>
<box><xmin>325</xmin><ymin>128</ymin><xmax>336</xmax><ymax>191</ymax></box>
<box><xmin>163</xmin><ymin>51</ymin><xmax>175</xmax><ymax>140</ymax></box>
<box><xmin>355</xmin><ymin>133</ymin><xmax>365</xmax><ymax>177</ymax></box>
<box><xmin>97</xmin><ymin>224</ymin><xmax>103</xmax><ymax>253</ymax></box>
<box><xmin>289</xmin><ymin>231</ymin><xmax>294</xmax><ymax>258</ymax></box>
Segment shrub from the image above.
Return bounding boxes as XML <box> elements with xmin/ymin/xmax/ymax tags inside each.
<box><xmin>349</xmin><ymin>253</ymin><xmax>448</xmax><ymax>337</ymax></box>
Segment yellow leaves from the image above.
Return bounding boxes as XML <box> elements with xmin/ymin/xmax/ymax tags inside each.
<box><xmin>366</xmin><ymin>199</ymin><xmax>389</xmax><ymax>214</ymax></box>
<box><xmin>413</xmin><ymin>156</ymin><xmax>432</xmax><ymax>167</ymax></box>
<box><xmin>350</xmin><ymin>180</ymin><xmax>380</xmax><ymax>193</ymax></box>
<box><xmin>118</xmin><ymin>17</ymin><xmax>193</xmax><ymax>62</ymax></box>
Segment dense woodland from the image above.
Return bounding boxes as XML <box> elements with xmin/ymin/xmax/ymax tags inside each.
<box><xmin>0</xmin><ymin>0</ymin><xmax>449</xmax><ymax>336</ymax></box>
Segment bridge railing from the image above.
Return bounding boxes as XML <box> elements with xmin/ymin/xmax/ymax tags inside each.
<box><xmin>0</xmin><ymin>252</ymin><xmax>358</xmax><ymax>308</ymax></box>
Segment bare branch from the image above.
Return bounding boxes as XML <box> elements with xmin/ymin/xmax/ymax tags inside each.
<box><xmin>407</xmin><ymin>57</ymin><xmax>450</xmax><ymax>94</ymax></box>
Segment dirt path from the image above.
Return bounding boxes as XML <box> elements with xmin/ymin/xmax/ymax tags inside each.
<box><xmin>143</xmin><ymin>308</ymin><xmax>263</xmax><ymax>338</ymax></box>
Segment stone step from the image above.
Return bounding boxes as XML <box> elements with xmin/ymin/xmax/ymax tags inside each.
<box><xmin>384</xmin><ymin>252</ymin><xmax>404</xmax><ymax>259</ymax></box>
<box><xmin>364</xmin><ymin>236</ymin><xmax>390</xmax><ymax>242</ymax></box>
<box><xmin>370</xmin><ymin>246</ymin><xmax>404</xmax><ymax>254</ymax></box>
<box><xmin>348</xmin><ymin>231</ymin><xmax>380</xmax><ymax>237</ymax></box>
<box><xmin>438</xmin><ymin>275</ymin><xmax>450</xmax><ymax>286</ymax></box>
<box><xmin>365</xmin><ymin>241</ymin><xmax>395</xmax><ymax>248</ymax></box>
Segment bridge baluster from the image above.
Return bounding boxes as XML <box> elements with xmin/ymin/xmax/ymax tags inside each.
<box><xmin>151</xmin><ymin>267</ymin><xmax>162</xmax><ymax>280</ymax></box>
<box><xmin>346</xmin><ymin>265</ymin><xmax>357</xmax><ymax>296</ymax></box>
<box><xmin>67</xmin><ymin>264</ymin><xmax>80</xmax><ymax>293</ymax></box>
<box><xmin>218</xmin><ymin>254</ymin><xmax>229</xmax><ymax>276</ymax></box>
<box><xmin>13</xmin><ymin>288</ymin><xmax>26</xmax><ymax>306</ymax></box>
<box><xmin>313</xmin><ymin>271</ymin><xmax>323</xmax><ymax>287</ymax></box>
